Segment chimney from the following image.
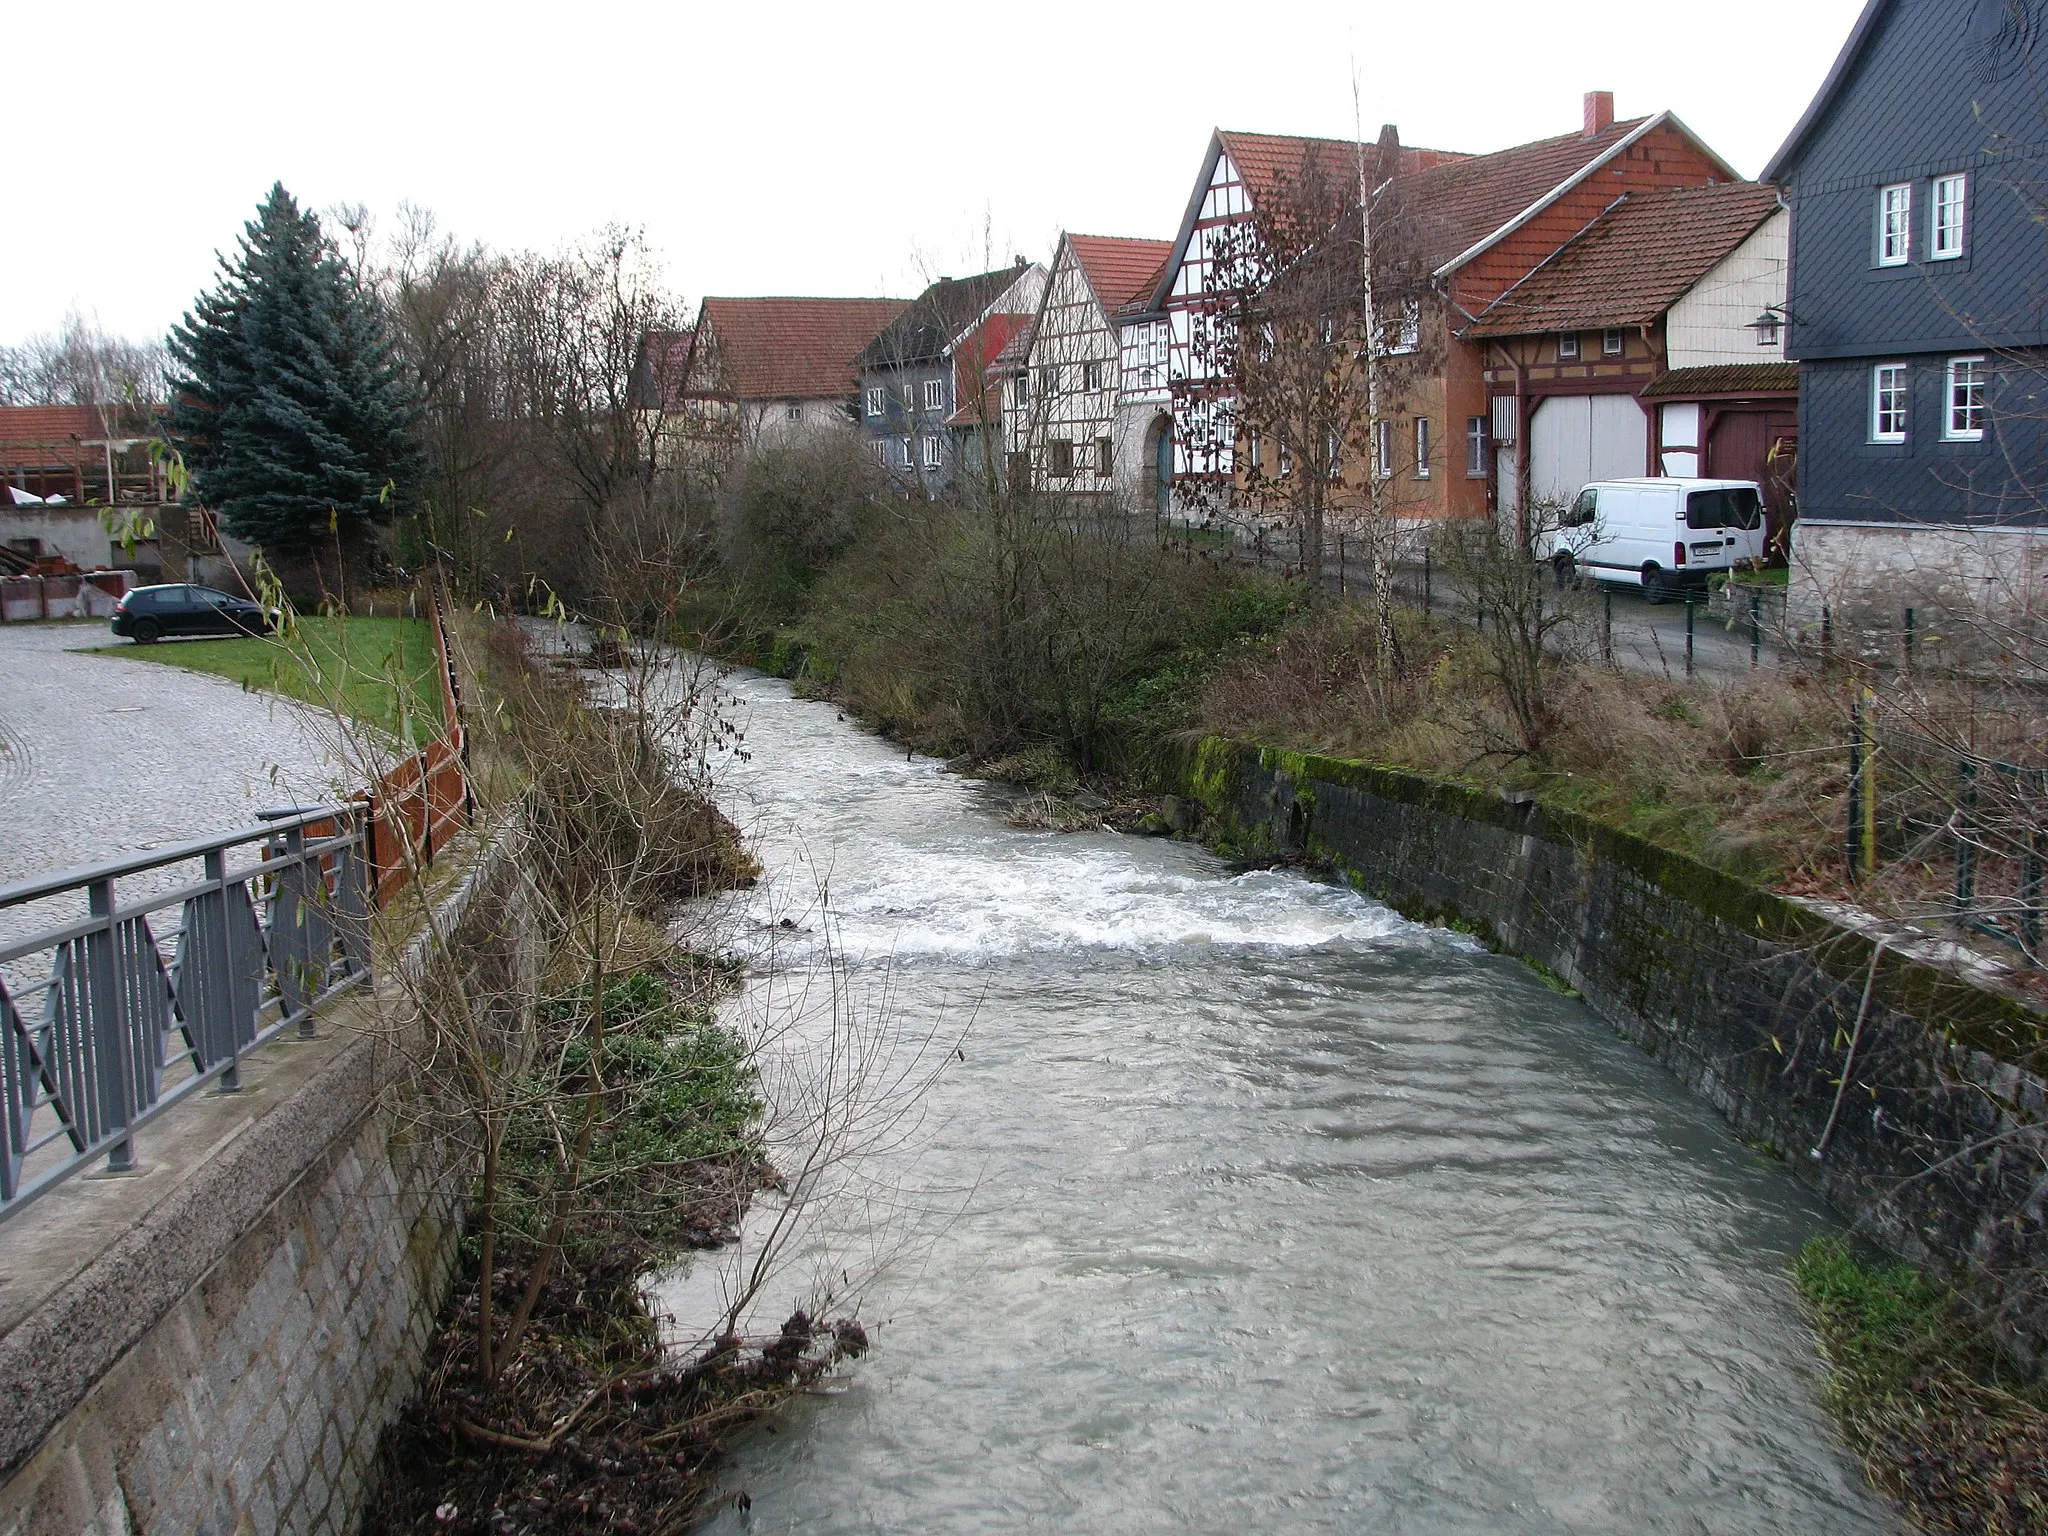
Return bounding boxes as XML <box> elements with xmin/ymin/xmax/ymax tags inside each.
<box><xmin>1374</xmin><ymin>121</ymin><xmax>1401</xmax><ymax>176</ymax></box>
<box><xmin>1583</xmin><ymin>91</ymin><xmax>1615</xmax><ymax>137</ymax></box>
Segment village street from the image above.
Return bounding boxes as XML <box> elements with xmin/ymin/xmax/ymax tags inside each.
<box><xmin>0</xmin><ymin>622</ymin><xmax>343</xmax><ymax>894</ymax></box>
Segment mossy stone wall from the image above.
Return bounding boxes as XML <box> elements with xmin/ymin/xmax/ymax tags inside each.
<box><xmin>1181</xmin><ymin>740</ymin><xmax>2048</xmax><ymax>1363</ymax></box>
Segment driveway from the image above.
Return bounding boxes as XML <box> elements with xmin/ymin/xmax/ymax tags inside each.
<box><xmin>0</xmin><ymin>622</ymin><xmax>345</xmax><ymax>898</ymax></box>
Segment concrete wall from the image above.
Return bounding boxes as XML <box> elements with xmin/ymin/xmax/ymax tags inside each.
<box><xmin>0</xmin><ymin>833</ymin><xmax>542</xmax><ymax>1535</ymax></box>
<box><xmin>1183</xmin><ymin>741</ymin><xmax>2047</xmax><ymax>1361</ymax></box>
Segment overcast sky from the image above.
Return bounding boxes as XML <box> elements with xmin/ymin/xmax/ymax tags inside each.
<box><xmin>6</xmin><ymin>0</ymin><xmax>1865</xmax><ymax>344</ymax></box>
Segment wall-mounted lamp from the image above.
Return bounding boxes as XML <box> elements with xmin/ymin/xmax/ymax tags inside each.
<box><xmin>1747</xmin><ymin>305</ymin><xmax>1789</xmax><ymax>348</ymax></box>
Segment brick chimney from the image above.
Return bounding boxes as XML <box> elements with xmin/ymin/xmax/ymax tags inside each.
<box><xmin>1583</xmin><ymin>90</ymin><xmax>1615</xmax><ymax>137</ymax></box>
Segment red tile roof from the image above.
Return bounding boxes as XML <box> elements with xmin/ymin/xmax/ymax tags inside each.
<box><xmin>695</xmin><ymin>296</ymin><xmax>909</xmax><ymax>401</ymax></box>
<box><xmin>1216</xmin><ymin>131</ymin><xmax>1471</xmax><ymax>212</ymax></box>
<box><xmin>1461</xmin><ymin>183</ymin><xmax>1782</xmax><ymax>336</ymax></box>
<box><xmin>1115</xmin><ymin>255</ymin><xmax>1174</xmax><ymax>318</ymax></box>
<box><xmin>948</xmin><ymin>313</ymin><xmax>1033</xmax><ymax>425</ymax></box>
<box><xmin>1399</xmin><ymin>118</ymin><xmax>1662</xmax><ymax>272</ymax></box>
<box><xmin>1065</xmin><ymin>234</ymin><xmax>1175</xmax><ymax>312</ymax></box>
<box><xmin>0</xmin><ymin>405</ymin><xmax>114</xmax><ymax>445</ymax></box>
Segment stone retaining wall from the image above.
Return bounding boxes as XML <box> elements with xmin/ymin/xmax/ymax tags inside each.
<box><xmin>1182</xmin><ymin>739</ymin><xmax>2048</xmax><ymax>1361</ymax></box>
<box><xmin>0</xmin><ymin>832</ymin><xmax>542</xmax><ymax>1535</ymax></box>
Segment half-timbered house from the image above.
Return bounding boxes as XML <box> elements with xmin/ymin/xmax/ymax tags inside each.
<box><xmin>1461</xmin><ymin>182</ymin><xmax>1790</xmax><ymax>538</ymax></box>
<box><xmin>854</xmin><ymin>264</ymin><xmax>1046</xmax><ymax>494</ymax></box>
<box><xmin>1007</xmin><ymin>233</ymin><xmax>1174</xmax><ymax>505</ymax></box>
<box><xmin>1145</xmin><ymin>95</ymin><xmax>1743</xmax><ymax>534</ymax></box>
<box><xmin>656</xmin><ymin>297</ymin><xmax>909</xmax><ymax>472</ymax></box>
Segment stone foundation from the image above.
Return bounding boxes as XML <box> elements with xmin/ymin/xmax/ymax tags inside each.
<box><xmin>1787</xmin><ymin>518</ymin><xmax>2048</xmax><ymax>642</ymax></box>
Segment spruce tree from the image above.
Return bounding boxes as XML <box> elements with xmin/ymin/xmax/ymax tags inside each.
<box><xmin>168</xmin><ymin>184</ymin><xmax>422</xmax><ymax>561</ymax></box>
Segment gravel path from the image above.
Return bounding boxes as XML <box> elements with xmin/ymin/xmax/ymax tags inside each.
<box><xmin>0</xmin><ymin>622</ymin><xmax>349</xmax><ymax>897</ymax></box>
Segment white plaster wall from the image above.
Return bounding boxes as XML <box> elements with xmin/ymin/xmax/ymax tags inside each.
<box><xmin>0</xmin><ymin>508</ymin><xmax>113</xmax><ymax>570</ymax></box>
<box><xmin>1667</xmin><ymin>210</ymin><xmax>1788</xmax><ymax>369</ymax></box>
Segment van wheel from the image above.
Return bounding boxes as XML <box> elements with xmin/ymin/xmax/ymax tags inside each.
<box><xmin>1641</xmin><ymin>566</ymin><xmax>1671</xmax><ymax>606</ymax></box>
<box><xmin>132</xmin><ymin>618</ymin><xmax>161</xmax><ymax>644</ymax></box>
<box><xmin>1552</xmin><ymin>553</ymin><xmax>1577</xmax><ymax>590</ymax></box>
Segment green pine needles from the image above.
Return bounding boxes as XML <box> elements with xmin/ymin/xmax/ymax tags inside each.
<box><xmin>168</xmin><ymin>183</ymin><xmax>422</xmax><ymax>560</ymax></box>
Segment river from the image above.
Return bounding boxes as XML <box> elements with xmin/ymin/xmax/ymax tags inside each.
<box><xmin>659</xmin><ymin>667</ymin><xmax>1894</xmax><ymax>1535</ymax></box>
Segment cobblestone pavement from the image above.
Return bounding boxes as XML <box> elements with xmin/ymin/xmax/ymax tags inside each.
<box><xmin>0</xmin><ymin>623</ymin><xmax>348</xmax><ymax>933</ymax></box>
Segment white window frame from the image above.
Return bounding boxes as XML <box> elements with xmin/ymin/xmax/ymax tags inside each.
<box><xmin>922</xmin><ymin>434</ymin><xmax>942</xmax><ymax>469</ymax></box>
<box><xmin>1878</xmin><ymin>182</ymin><xmax>1913</xmax><ymax>266</ymax></box>
<box><xmin>1390</xmin><ymin>299</ymin><xmax>1421</xmax><ymax>356</ymax></box>
<box><xmin>922</xmin><ymin>378</ymin><xmax>944</xmax><ymax>413</ymax></box>
<box><xmin>1557</xmin><ymin>333</ymin><xmax>1581</xmax><ymax>361</ymax></box>
<box><xmin>1414</xmin><ymin>417</ymin><xmax>1432</xmax><ymax>479</ymax></box>
<box><xmin>1466</xmin><ymin>415</ymin><xmax>1488</xmax><ymax>478</ymax></box>
<box><xmin>1037</xmin><ymin>365</ymin><xmax>1060</xmax><ymax>400</ymax></box>
<box><xmin>1871</xmin><ymin>363</ymin><xmax>1909</xmax><ymax>443</ymax></box>
<box><xmin>865</xmin><ymin>386</ymin><xmax>884</xmax><ymax>418</ymax></box>
<box><xmin>785</xmin><ymin>404</ymin><xmax>803</xmax><ymax>422</ymax></box>
<box><xmin>1010</xmin><ymin>373</ymin><xmax>1029</xmax><ymax>409</ymax></box>
<box><xmin>1932</xmin><ymin>173</ymin><xmax>1968</xmax><ymax>260</ymax></box>
<box><xmin>1602</xmin><ymin>329</ymin><xmax>1624</xmax><ymax>358</ymax></box>
<box><xmin>869</xmin><ymin>439</ymin><xmax>888</xmax><ymax>465</ymax></box>
<box><xmin>1944</xmin><ymin>356</ymin><xmax>1986</xmax><ymax>440</ymax></box>
<box><xmin>1372</xmin><ymin>419</ymin><xmax>1394</xmax><ymax>480</ymax></box>
<box><xmin>898</xmin><ymin>436</ymin><xmax>914</xmax><ymax>468</ymax></box>
<box><xmin>1083</xmin><ymin>361</ymin><xmax>1102</xmax><ymax>393</ymax></box>
<box><xmin>1326</xmin><ymin>429</ymin><xmax>1342</xmax><ymax>480</ymax></box>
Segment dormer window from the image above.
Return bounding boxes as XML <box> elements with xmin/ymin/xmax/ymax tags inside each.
<box><xmin>1878</xmin><ymin>183</ymin><xmax>1912</xmax><ymax>266</ymax></box>
<box><xmin>1557</xmin><ymin>333</ymin><xmax>1581</xmax><ymax>361</ymax></box>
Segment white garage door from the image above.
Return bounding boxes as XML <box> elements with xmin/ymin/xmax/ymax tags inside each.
<box><xmin>1528</xmin><ymin>394</ymin><xmax>1647</xmax><ymax>509</ymax></box>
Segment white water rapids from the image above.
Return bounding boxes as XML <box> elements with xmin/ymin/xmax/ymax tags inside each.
<box><xmin>650</xmin><ymin>666</ymin><xmax>1895</xmax><ymax>1534</ymax></box>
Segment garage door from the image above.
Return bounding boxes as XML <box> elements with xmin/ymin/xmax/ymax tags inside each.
<box><xmin>1528</xmin><ymin>394</ymin><xmax>1647</xmax><ymax>509</ymax></box>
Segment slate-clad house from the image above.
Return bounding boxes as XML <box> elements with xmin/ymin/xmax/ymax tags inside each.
<box><xmin>855</xmin><ymin>264</ymin><xmax>1047</xmax><ymax>492</ymax></box>
<box><xmin>1763</xmin><ymin>0</ymin><xmax>2048</xmax><ymax>616</ymax></box>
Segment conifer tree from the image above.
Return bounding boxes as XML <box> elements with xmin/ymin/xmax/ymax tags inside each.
<box><xmin>168</xmin><ymin>183</ymin><xmax>422</xmax><ymax>561</ymax></box>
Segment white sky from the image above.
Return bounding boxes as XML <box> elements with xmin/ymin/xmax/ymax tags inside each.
<box><xmin>6</xmin><ymin>0</ymin><xmax>1865</xmax><ymax>344</ymax></box>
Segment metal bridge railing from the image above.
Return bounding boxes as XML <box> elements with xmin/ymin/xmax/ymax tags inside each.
<box><xmin>0</xmin><ymin>806</ymin><xmax>374</xmax><ymax>1221</ymax></box>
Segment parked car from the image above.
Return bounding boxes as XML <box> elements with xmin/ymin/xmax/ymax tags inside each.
<box><xmin>109</xmin><ymin>584</ymin><xmax>278</xmax><ymax>643</ymax></box>
<box><xmin>1541</xmin><ymin>477</ymin><xmax>1768</xmax><ymax>603</ymax></box>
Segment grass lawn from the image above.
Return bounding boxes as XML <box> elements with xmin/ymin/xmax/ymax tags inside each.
<box><xmin>101</xmin><ymin>616</ymin><xmax>446</xmax><ymax>741</ymax></box>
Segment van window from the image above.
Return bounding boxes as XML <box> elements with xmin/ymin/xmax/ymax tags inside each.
<box><xmin>1685</xmin><ymin>487</ymin><xmax>1762</xmax><ymax>530</ymax></box>
<box><xmin>1564</xmin><ymin>488</ymin><xmax>1597</xmax><ymax>528</ymax></box>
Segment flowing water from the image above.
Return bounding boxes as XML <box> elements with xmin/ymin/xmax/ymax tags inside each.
<box><xmin>662</xmin><ymin>668</ymin><xmax>1894</xmax><ymax>1535</ymax></box>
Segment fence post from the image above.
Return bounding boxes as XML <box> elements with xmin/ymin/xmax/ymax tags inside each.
<box><xmin>2021</xmin><ymin>821</ymin><xmax>2044</xmax><ymax>961</ymax></box>
<box><xmin>1860</xmin><ymin>688</ymin><xmax>1879</xmax><ymax>878</ymax></box>
<box><xmin>1423</xmin><ymin>549</ymin><xmax>1433</xmax><ymax>615</ymax></box>
<box><xmin>1954</xmin><ymin>759</ymin><xmax>1978</xmax><ymax>917</ymax></box>
<box><xmin>1750</xmin><ymin>590</ymin><xmax>1762</xmax><ymax>670</ymax></box>
<box><xmin>1684</xmin><ymin>597</ymin><xmax>1696</xmax><ymax>679</ymax></box>
<box><xmin>1602</xmin><ymin>588</ymin><xmax>1613</xmax><ymax>665</ymax></box>
<box><xmin>1821</xmin><ymin>602</ymin><xmax>1834</xmax><ymax>669</ymax></box>
<box><xmin>1336</xmin><ymin>531</ymin><xmax>1345</xmax><ymax>596</ymax></box>
<box><xmin>1903</xmin><ymin>606</ymin><xmax>1916</xmax><ymax>673</ymax></box>
<box><xmin>84</xmin><ymin>877</ymin><xmax>136</xmax><ymax>1172</ymax></box>
<box><xmin>1847</xmin><ymin>692</ymin><xmax>1864</xmax><ymax>880</ymax></box>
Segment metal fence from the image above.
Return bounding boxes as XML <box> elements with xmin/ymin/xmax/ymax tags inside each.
<box><xmin>0</xmin><ymin>808</ymin><xmax>374</xmax><ymax>1220</ymax></box>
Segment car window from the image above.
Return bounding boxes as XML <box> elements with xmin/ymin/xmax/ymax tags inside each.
<box><xmin>194</xmin><ymin>586</ymin><xmax>236</xmax><ymax>605</ymax></box>
<box><xmin>1566</xmin><ymin>489</ymin><xmax>1597</xmax><ymax>528</ymax></box>
<box><xmin>1685</xmin><ymin>488</ymin><xmax>1763</xmax><ymax>530</ymax></box>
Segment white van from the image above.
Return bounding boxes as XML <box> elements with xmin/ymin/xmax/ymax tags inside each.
<box><xmin>1542</xmin><ymin>477</ymin><xmax>1768</xmax><ymax>603</ymax></box>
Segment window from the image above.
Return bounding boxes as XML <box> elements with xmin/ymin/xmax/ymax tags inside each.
<box><xmin>1945</xmin><ymin>356</ymin><xmax>1986</xmax><ymax>440</ymax></box>
<box><xmin>1049</xmin><ymin>439</ymin><xmax>1075</xmax><ymax>476</ymax></box>
<box><xmin>1326</xmin><ymin>429</ymin><xmax>1342</xmax><ymax>480</ymax></box>
<box><xmin>1414</xmin><ymin>417</ymin><xmax>1432</xmax><ymax>479</ymax></box>
<box><xmin>1037</xmin><ymin>365</ymin><xmax>1060</xmax><ymax>400</ymax></box>
<box><xmin>1932</xmin><ymin>173</ymin><xmax>1968</xmax><ymax>260</ymax></box>
<box><xmin>922</xmin><ymin>378</ymin><xmax>944</xmax><ymax>413</ymax></box>
<box><xmin>1878</xmin><ymin>182</ymin><xmax>1912</xmax><ymax>266</ymax></box>
<box><xmin>1319</xmin><ymin>313</ymin><xmax>1337</xmax><ymax>346</ymax></box>
<box><xmin>898</xmin><ymin>436</ymin><xmax>914</xmax><ymax>467</ymax></box>
<box><xmin>1247</xmin><ymin>431</ymin><xmax>1262</xmax><ymax>470</ymax></box>
<box><xmin>1083</xmin><ymin>361</ymin><xmax>1102</xmax><ymax>392</ymax></box>
<box><xmin>1278</xmin><ymin>440</ymin><xmax>1293</xmax><ymax>478</ymax></box>
<box><xmin>869</xmin><ymin>440</ymin><xmax>888</xmax><ymax>466</ymax></box>
<box><xmin>902</xmin><ymin>384</ymin><xmax>916</xmax><ymax>410</ymax></box>
<box><xmin>1466</xmin><ymin>415</ymin><xmax>1488</xmax><ymax>478</ymax></box>
<box><xmin>865</xmin><ymin>387</ymin><xmax>884</xmax><ymax>417</ymax></box>
<box><xmin>1010</xmin><ymin>372</ymin><xmax>1029</xmax><ymax>409</ymax></box>
<box><xmin>1602</xmin><ymin>329</ymin><xmax>1624</xmax><ymax>358</ymax></box>
<box><xmin>1006</xmin><ymin>451</ymin><xmax>1031</xmax><ymax>491</ymax></box>
<box><xmin>1557</xmin><ymin>333</ymin><xmax>1581</xmax><ymax>361</ymax></box>
<box><xmin>1372</xmin><ymin>420</ymin><xmax>1394</xmax><ymax>480</ymax></box>
<box><xmin>922</xmin><ymin>435</ymin><xmax>942</xmax><ymax>469</ymax></box>
<box><xmin>1096</xmin><ymin>436</ymin><xmax>1113</xmax><ymax>477</ymax></box>
<box><xmin>1393</xmin><ymin>300</ymin><xmax>1421</xmax><ymax>355</ymax></box>
<box><xmin>786</xmin><ymin>404</ymin><xmax>803</xmax><ymax>422</ymax></box>
<box><xmin>1871</xmin><ymin>363</ymin><xmax>1909</xmax><ymax>442</ymax></box>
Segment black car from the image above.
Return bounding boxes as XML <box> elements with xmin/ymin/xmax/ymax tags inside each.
<box><xmin>110</xmin><ymin>584</ymin><xmax>278</xmax><ymax>643</ymax></box>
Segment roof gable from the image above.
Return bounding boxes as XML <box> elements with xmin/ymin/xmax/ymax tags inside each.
<box><xmin>1064</xmin><ymin>234</ymin><xmax>1175</xmax><ymax>314</ymax></box>
<box><xmin>1462</xmin><ymin>182</ymin><xmax>1782</xmax><ymax>337</ymax></box>
<box><xmin>856</xmin><ymin>265</ymin><xmax>1033</xmax><ymax>370</ymax></box>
